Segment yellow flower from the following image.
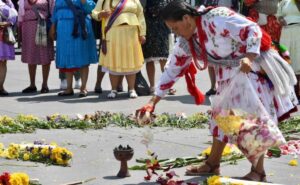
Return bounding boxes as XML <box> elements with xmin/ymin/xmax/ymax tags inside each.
<box><xmin>207</xmin><ymin>175</ymin><xmax>221</xmax><ymax>185</ymax></box>
<box><xmin>41</xmin><ymin>147</ymin><xmax>50</xmax><ymax>156</ymax></box>
<box><xmin>7</xmin><ymin>144</ymin><xmax>20</xmax><ymax>159</ymax></box>
<box><xmin>289</xmin><ymin>159</ymin><xmax>298</xmax><ymax>166</ymax></box>
<box><xmin>9</xmin><ymin>173</ymin><xmax>29</xmax><ymax>185</ymax></box>
<box><xmin>215</xmin><ymin>115</ymin><xmax>242</xmax><ymax>135</ymax></box>
<box><xmin>50</xmin><ymin>147</ymin><xmax>73</xmax><ymax>166</ymax></box>
<box><xmin>202</xmin><ymin>144</ymin><xmax>235</xmax><ymax>157</ymax></box>
<box><xmin>32</xmin><ymin>147</ymin><xmax>39</xmax><ymax>155</ymax></box>
<box><xmin>23</xmin><ymin>153</ymin><xmax>30</xmax><ymax>161</ymax></box>
<box><xmin>0</xmin><ymin>115</ymin><xmax>15</xmax><ymax>126</ymax></box>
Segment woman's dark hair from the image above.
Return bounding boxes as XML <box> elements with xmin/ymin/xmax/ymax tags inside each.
<box><xmin>160</xmin><ymin>0</ymin><xmax>201</xmax><ymax>21</ymax></box>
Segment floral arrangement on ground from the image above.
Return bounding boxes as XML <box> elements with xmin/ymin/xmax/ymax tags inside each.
<box><xmin>0</xmin><ymin>112</ymin><xmax>209</xmax><ymax>134</ymax></box>
<box><xmin>0</xmin><ymin>172</ymin><xmax>40</xmax><ymax>185</ymax></box>
<box><xmin>0</xmin><ymin>140</ymin><xmax>72</xmax><ymax>166</ymax></box>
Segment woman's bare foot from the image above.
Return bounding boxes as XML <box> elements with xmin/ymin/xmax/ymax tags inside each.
<box><xmin>185</xmin><ymin>161</ymin><xmax>220</xmax><ymax>176</ymax></box>
<box><xmin>242</xmin><ymin>167</ymin><xmax>267</xmax><ymax>182</ymax></box>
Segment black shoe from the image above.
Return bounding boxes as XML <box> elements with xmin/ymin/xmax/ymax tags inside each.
<box><xmin>41</xmin><ymin>87</ymin><xmax>49</xmax><ymax>93</ymax></box>
<box><xmin>117</xmin><ymin>85</ymin><xmax>123</xmax><ymax>92</ymax></box>
<box><xmin>205</xmin><ymin>88</ymin><xmax>217</xmax><ymax>96</ymax></box>
<box><xmin>94</xmin><ymin>87</ymin><xmax>102</xmax><ymax>94</ymax></box>
<box><xmin>0</xmin><ymin>89</ymin><xmax>9</xmax><ymax>96</ymax></box>
<box><xmin>58</xmin><ymin>91</ymin><xmax>74</xmax><ymax>96</ymax></box>
<box><xmin>22</xmin><ymin>86</ymin><xmax>37</xmax><ymax>93</ymax></box>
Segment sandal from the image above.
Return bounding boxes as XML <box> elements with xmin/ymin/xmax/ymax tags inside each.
<box><xmin>41</xmin><ymin>87</ymin><xmax>49</xmax><ymax>94</ymax></box>
<box><xmin>168</xmin><ymin>88</ymin><xmax>176</xmax><ymax>95</ymax></box>
<box><xmin>241</xmin><ymin>166</ymin><xmax>267</xmax><ymax>182</ymax></box>
<box><xmin>205</xmin><ymin>88</ymin><xmax>217</xmax><ymax>96</ymax></box>
<box><xmin>79</xmin><ymin>90</ymin><xmax>88</xmax><ymax>97</ymax></box>
<box><xmin>58</xmin><ymin>91</ymin><xmax>74</xmax><ymax>96</ymax></box>
<box><xmin>107</xmin><ymin>90</ymin><xmax>118</xmax><ymax>99</ymax></box>
<box><xmin>128</xmin><ymin>89</ymin><xmax>138</xmax><ymax>99</ymax></box>
<box><xmin>185</xmin><ymin>161</ymin><xmax>220</xmax><ymax>176</ymax></box>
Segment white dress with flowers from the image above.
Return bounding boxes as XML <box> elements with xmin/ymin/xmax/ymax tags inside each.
<box><xmin>154</xmin><ymin>7</ymin><xmax>298</xmax><ymax>142</ymax></box>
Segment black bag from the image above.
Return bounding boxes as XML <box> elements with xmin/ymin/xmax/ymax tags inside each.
<box><xmin>135</xmin><ymin>71</ymin><xmax>150</xmax><ymax>96</ymax></box>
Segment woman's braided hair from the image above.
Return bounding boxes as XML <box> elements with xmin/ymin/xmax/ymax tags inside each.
<box><xmin>160</xmin><ymin>0</ymin><xmax>210</xmax><ymax>21</ymax></box>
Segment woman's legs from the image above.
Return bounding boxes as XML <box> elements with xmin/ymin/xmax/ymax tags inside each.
<box><xmin>186</xmin><ymin>137</ymin><xmax>226</xmax><ymax>174</ymax></box>
<box><xmin>65</xmin><ymin>72</ymin><xmax>74</xmax><ymax>93</ymax></box>
<box><xmin>126</xmin><ymin>73</ymin><xmax>137</xmax><ymax>98</ymax></box>
<box><xmin>243</xmin><ymin>155</ymin><xmax>267</xmax><ymax>182</ymax></box>
<box><xmin>42</xmin><ymin>64</ymin><xmax>50</xmax><ymax>89</ymax></box>
<box><xmin>28</xmin><ymin>64</ymin><xmax>37</xmax><ymax>88</ymax></box>
<box><xmin>107</xmin><ymin>74</ymin><xmax>119</xmax><ymax>98</ymax></box>
<box><xmin>146</xmin><ymin>61</ymin><xmax>155</xmax><ymax>90</ymax></box>
<box><xmin>79</xmin><ymin>66</ymin><xmax>89</xmax><ymax>94</ymax></box>
<box><xmin>22</xmin><ymin>64</ymin><xmax>37</xmax><ymax>93</ymax></box>
<box><xmin>0</xmin><ymin>61</ymin><xmax>7</xmax><ymax>94</ymax></box>
<box><xmin>206</xmin><ymin>66</ymin><xmax>217</xmax><ymax>96</ymax></box>
<box><xmin>94</xmin><ymin>65</ymin><xmax>105</xmax><ymax>93</ymax></box>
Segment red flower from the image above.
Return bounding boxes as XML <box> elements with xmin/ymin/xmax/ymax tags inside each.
<box><xmin>0</xmin><ymin>172</ymin><xmax>10</xmax><ymax>185</ymax></box>
<box><xmin>239</xmin><ymin>26</ymin><xmax>250</xmax><ymax>41</ymax></box>
<box><xmin>239</xmin><ymin>45</ymin><xmax>247</xmax><ymax>53</ymax></box>
<box><xmin>221</xmin><ymin>29</ymin><xmax>230</xmax><ymax>37</ymax></box>
<box><xmin>257</xmin><ymin>87</ymin><xmax>262</xmax><ymax>94</ymax></box>
<box><xmin>175</xmin><ymin>55</ymin><xmax>189</xmax><ymax>67</ymax></box>
<box><xmin>160</xmin><ymin>81</ymin><xmax>175</xmax><ymax>90</ymax></box>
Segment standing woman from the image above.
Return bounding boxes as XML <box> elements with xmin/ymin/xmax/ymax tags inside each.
<box><xmin>92</xmin><ymin>0</ymin><xmax>146</xmax><ymax>99</ymax></box>
<box><xmin>277</xmin><ymin>0</ymin><xmax>300</xmax><ymax>101</ymax></box>
<box><xmin>49</xmin><ymin>0</ymin><xmax>98</xmax><ymax>97</ymax></box>
<box><xmin>142</xmin><ymin>0</ymin><xmax>174</xmax><ymax>95</ymax></box>
<box><xmin>18</xmin><ymin>0</ymin><xmax>55</xmax><ymax>93</ymax></box>
<box><xmin>137</xmin><ymin>1</ymin><xmax>298</xmax><ymax>182</ymax></box>
<box><xmin>0</xmin><ymin>0</ymin><xmax>17</xmax><ymax>96</ymax></box>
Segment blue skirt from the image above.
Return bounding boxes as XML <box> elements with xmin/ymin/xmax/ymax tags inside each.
<box><xmin>55</xmin><ymin>17</ymin><xmax>98</xmax><ymax>69</ymax></box>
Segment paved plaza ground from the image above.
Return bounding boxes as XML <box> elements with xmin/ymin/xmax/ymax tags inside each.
<box><xmin>0</xmin><ymin>55</ymin><xmax>299</xmax><ymax>185</ymax></box>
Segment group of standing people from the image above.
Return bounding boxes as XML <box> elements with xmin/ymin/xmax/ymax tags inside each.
<box><xmin>0</xmin><ymin>0</ymin><xmax>176</xmax><ymax>99</ymax></box>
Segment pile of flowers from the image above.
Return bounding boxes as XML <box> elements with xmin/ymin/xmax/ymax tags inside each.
<box><xmin>279</xmin><ymin>140</ymin><xmax>300</xmax><ymax>155</ymax></box>
<box><xmin>0</xmin><ymin>172</ymin><xmax>30</xmax><ymax>185</ymax></box>
<box><xmin>0</xmin><ymin>112</ymin><xmax>209</xmax><ymax>134</ymax></box>
<box><xmin>0</xmin><ymin>141</ymin><xmax>73</xmax><ymax>166</ymax></box>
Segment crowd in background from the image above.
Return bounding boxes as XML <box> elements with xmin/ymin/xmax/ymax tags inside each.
<box><xmin>0</xmin><ymin>0</ymin><xmax>300</xmax><ymax>102</ymax></box>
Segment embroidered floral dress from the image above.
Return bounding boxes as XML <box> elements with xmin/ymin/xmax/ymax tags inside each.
<box><xmin>154</xmin><ymin>7</ymin><xmax>298</xmax><ymax>144</ymax></box>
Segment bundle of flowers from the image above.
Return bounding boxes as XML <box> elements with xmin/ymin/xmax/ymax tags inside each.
<box><xmin>0</xmin><ymin>112</ymin><xmax>209</xmax><ymax>134</ymax></box>
<box><xmin>279</xmin><ymin>140</ymin><xmax>300</xmax><ymax>155</ymax></box>
<box><xmin>0</xmin><ymin>141</ymin><xmax>73</xmax><ymax>166</ymax></box>
<box><xmin>0</xmin><ymin>172</ymin><xmax>30</xmax><ymax>185</ymax></box>
<box><xmin>213</xmin><ymin>109</ymin><xmax>285</xmax><ymax>166</ymax></box>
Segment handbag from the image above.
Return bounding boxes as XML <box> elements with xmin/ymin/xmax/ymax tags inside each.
<box><xmin>3</xmin><ymin>26</ymin><xmax>16</xmax><ymax>45</ymax></box>
<box><xmin>0</xmin><ymin>10</ymin><xmax>16</xmax><ymax>45</ymax></box>
<box><xmin>32</xmin><ymin>6</ymin><xmax>48</xmax><ymax>46</ymax></box>
<box><xmin>135</xmin><ymin>71</ymin><xmax>150</xmax><ymax>96</ymax></box>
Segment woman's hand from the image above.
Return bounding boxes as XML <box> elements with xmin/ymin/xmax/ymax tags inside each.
<box><xmin>135</xmin><ymin>104</ymin><xmax>155</xmax><ymax>126</ymax></box>
<box><xmin>49</xmin><ymin>24</ymin><xmax>56</xmax><ymax>41</ymax></box>
<box><xmin>240</xmin><ymin>53</ymin><xmax>257</xmax><ymax>73</ymax></box>
<box><xmin>98</xmin><ymin>10</ymin><xmax>111</xmax><ymax>19</ymax></box>
<box><xmin>139</xmin><ymin>36</ymin><xmax>146</xmax><ymax>44</ymax></box>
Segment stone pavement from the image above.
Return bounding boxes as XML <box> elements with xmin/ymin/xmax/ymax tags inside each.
<box><xmin>0</xmin><ymin>55</ymin><xmax>299</xmax><ymax>185</ymax></box>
